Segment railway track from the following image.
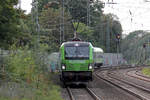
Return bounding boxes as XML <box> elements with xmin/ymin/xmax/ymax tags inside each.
<box><xmin>109</xmin><ymin>67</ymin><xmax>150</xmax><ymax>92</ymax></box>
<box><xmin>66</xmin><ymin>87</ymin><xmax>101</xmax><ymax>100</ymax></box>
<box><xmin>135</xmin><ymin>71</ymin><xmax>150</xmax><ymax>80</ymax></box>
<box><xmin>62</xmin><ymin>66</ymin><xmax>148</xmax><ymax>100</ymax></box>
<box><xmin>126</xmin><ymin>69</ymin><xmax>150</xmax><ymax>82</ymax></box>
<box><xmin>95</xmin><ymin>69</ymin><xmax>150</xmax><ymax>100</ymax></box>
<box><xmin>108</xmin><ymin>71</ymin><xmax>150</xmax><ymax>93</ymax></box>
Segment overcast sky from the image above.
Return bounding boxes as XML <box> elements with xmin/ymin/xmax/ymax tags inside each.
<box><xmin>21</xmin><ymin>0</ymin><xmax>32</xmax><ymax>14</ymax></box>
<box><xmin>21</xmin><ymin>0</ymin><xmax>150</xmax><ymax>34</ymax></box>
<box><xmin>102</xmin><ymin>0</ymin><xmax>150</xmax><ymax>34</ymax></box>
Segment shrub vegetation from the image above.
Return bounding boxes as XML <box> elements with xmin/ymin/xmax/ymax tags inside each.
<box><xmin>1</xmin><ymin>44</ymin><xmax>63</xmax><ymax>100</ymax></box>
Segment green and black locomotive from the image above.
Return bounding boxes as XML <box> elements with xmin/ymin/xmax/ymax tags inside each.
<box><xmin>59</xmin><ymin>39</ymin><xmax>94</xmax><ymax>84</ymax></box>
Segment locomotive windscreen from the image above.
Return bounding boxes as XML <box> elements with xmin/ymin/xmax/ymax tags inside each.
<box><xmin>65</xmin><ymin>46</ymin><xmax>89</xmax><ymax>60</ymax></box>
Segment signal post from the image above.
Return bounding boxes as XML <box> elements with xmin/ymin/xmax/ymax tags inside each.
<box><xmin>116</xmin><ymin>33</ymin><xmax>121</xmax><ymax>65</ymax></box>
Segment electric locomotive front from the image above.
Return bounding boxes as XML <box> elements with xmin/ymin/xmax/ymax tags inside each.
<box><xmin>60</xmin><ymin>41</ymin><xmax>94</xmax><ymax>84</ymax></box>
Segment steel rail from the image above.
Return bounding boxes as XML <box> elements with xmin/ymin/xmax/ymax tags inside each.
<box><xmin>108</xmin><ymin>71</ymin><xmax>150</xmax><ymax>93</ymax></box>
<box><xmin>66</xmin><ymin>86</ymin><xmax>102</xmax><ymax>100</ymax></box>
<box><xmin>86</xmin><ymin>87</ymin><xmax>102</xmax><ymax>100</ymax></box>
<box><xmin>135</xmin><ymin>71</ymin><xmax>150</xmax><ymax>80</ymax></box>
<box><xmin>94</xmin><ymin>70</ymin><xmax>144</xmax><ymax>100</ymax></box>
<box><xmin>67</xmin><ymin>87</ymin><xmax>75</xmax><ymax>100</ymax></box>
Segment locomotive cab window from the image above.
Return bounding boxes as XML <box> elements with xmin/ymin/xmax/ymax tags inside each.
<box><xmin>65</xmin><ymin>46</ymin><xmax>89</xmax><ymax>60</ymax></box>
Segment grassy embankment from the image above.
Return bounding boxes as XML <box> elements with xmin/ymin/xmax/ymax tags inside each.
<box><xmin>0</xmin><ymin>45</ymin><xmax>63</xmax><ymax>100</ymax></box>
<box><xmin>142</xmin><ymin>68</ymin><xmax>150</xmax><ymax>77</ymax></box>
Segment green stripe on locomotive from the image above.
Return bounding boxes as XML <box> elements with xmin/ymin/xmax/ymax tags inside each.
<box><xmin>60</xmin><ymin>42</ymin><xmax>94</xmax><ymax>71</ymax></box>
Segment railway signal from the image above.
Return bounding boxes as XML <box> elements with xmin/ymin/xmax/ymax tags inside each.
<box><xmin>143</xmin><ymin>43</ymin><xmax>146</xmax><ymax>48</ymax></box>
<box><xmin>115</xmin><ymin>33</ymin><xmax>121</xmax><ymax>65</ymax></box>
<box><xmin>116</xmin><ymin>34</ymin><xmax>121</xmax><ymax>40</ymax></box>
<box><xmin>143</xmin><ymin>43</ymin><xmax>147</xmax><ymax>61</ymax></box>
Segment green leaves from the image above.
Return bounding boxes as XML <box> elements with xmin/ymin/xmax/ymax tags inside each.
<box><xmin>6</xmin><ymin>47</ymin><xmax>36</xmax><ymax>81</ymax></box>
<box><xmin>122</xmin><ymin>30</ymin><xmax>150</xmax><ymax>64</ymax></box>
<box><xmin>73</xmin><ymin>22</ymin><xmax>94</xmax><ymax>41</ymax></box>
<box><xmin>0</xmin><ymin>0</ymin><xmax>22</xmax><ymax>49</ymax></box>
<box><xmin>33</xmin><ymin>0</ymin><xmax>122</xmax><ymax>53</ymax></box>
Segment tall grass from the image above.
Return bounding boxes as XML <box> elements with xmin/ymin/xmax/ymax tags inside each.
<box><xmin>142</xmin><ymin>68</ymin><xmax>150</xmax><ymax>77</ymax></box>
<box><xmin>1</xmin><ymin>44</ymin><xmax>63</xmax><ymax>100</ymax></box>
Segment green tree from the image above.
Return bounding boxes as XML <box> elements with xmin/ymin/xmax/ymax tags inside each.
<box><xmin>92</xmin><ymin>14</ymin><xmax>122</xmax><ymax>52</ymax></box>
<box><xmin>65</xmin><ymin>0</ymin><xmax>104</xmax><ymax>25</ymax></box>
<box><xmin>37</xmin><ymin>0</ymin><xmax>60</xmax><ymax>12</ymax></box>
<box><xmin>74</xmin><ymin>22</ymin><xmax>94</xmax><ymax>41</ymax></box>
<box><xmin>65</xmin><ymin>0</ymin><xmax>122</xmax><ymax>52</ymax></box>
<box><xmin>39</xmin><ymin>7</ymin><xmax>73</xmax><ymax>52</ymax></box>
<box><xmin>0</xmin><ymin>0</ymin><xmax>22</xmax><ymax>49</ymax></box>
<box><xmin>35</xmin><ymin>0</ymin><xmax>122</xmax><ymax>53</ymax></box>
<box><xmin>122</xmin><ymin>30</ymin><xmax>150</xmax><ymax>64</ymax></box>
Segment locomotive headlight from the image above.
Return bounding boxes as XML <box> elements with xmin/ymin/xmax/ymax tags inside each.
<box><xmin>89</xmin><ymin>65</ymin><xmax>92</xmax><ymax>70</ymax></box>
<box><xmin>62</xmin><ymin>65</ymin><xmax>65</xmax><ymax>70</ymax></box>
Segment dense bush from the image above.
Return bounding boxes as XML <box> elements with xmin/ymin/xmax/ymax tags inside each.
<box><xmin>1</xmin><ymin>44</ymin><xmax>63</xmax><ymax>100</ymax></box>
<box><xmin>5</xmin><ymin>46</ymin><xmax>37</xmax><ymax>82</ymax></box>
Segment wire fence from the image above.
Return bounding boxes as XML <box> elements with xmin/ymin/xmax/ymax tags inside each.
<box><xmin>102</xmin><ymin>53</ymin><xmax>127</xmax><ymax>67</ymax></box>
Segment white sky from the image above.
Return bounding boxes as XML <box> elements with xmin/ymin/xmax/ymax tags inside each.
<box><xmin>102</xmin><ymin>0</ymin><xmax>150</xmax><ymax>34</ymax></box>
<box><xmin>21</xmin><ymin>0</ymin><xmax>32</xmax><ymax>14</ymax></box>
<box><xmin>21</xmin><ymin>0</ymin><xmax>150</xmax><ymax>34</ymax></box>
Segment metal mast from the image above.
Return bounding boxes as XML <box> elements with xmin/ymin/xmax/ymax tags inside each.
<box><xmin>87</xmin><ymin>0</ymin><xmax>90</xmax><ymax>26</ymax></box>
<box><xmin>106</xmin><ymin>19</ymin><xmax>110</xmax><ymax>53</ymax></box>
<box><xmin>105</xmin><ymin>1</ymin><xmax>117</xmax><ymax>53</ymax></box>
<box><xmin>60</xmin><ymin>0</ymin><xmax>65</xmax><ymax>44</ymax></box>
<box><xmin>32</xmin><ymin>0</ymin><xmax>40</xmax><ymax>49</ymax></box>
<box><xmin>62</xmin><ymin>0</ymin><xmax>65</xmax><ymax>41</ymax></box>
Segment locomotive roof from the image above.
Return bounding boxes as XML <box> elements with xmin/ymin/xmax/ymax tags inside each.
<box><xmin>93</xmin><ymin>47</ymin><xmax>104</xmax><ymax>53</ymax></box>
<box><xmin>61</xmin><ymin>41</ymin><xmax>92</xmax><ymax>47</ymax></box>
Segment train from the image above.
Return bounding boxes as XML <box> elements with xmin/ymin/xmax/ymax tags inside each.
<box><xmin>93</xmin><ymin>47</ymin><xmax>104</xmax><ymax>68</ymax></box>
<box><xmin>59</xmin><ymin>38</ymin><xmax>94</xmax><ymax>85</ymax></box>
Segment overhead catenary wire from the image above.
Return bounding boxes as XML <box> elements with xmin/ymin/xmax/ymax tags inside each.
<box><xmin>103</xmin><ymin>0</ymin><xmax>150</xmax><ymax>34</ymax></box>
